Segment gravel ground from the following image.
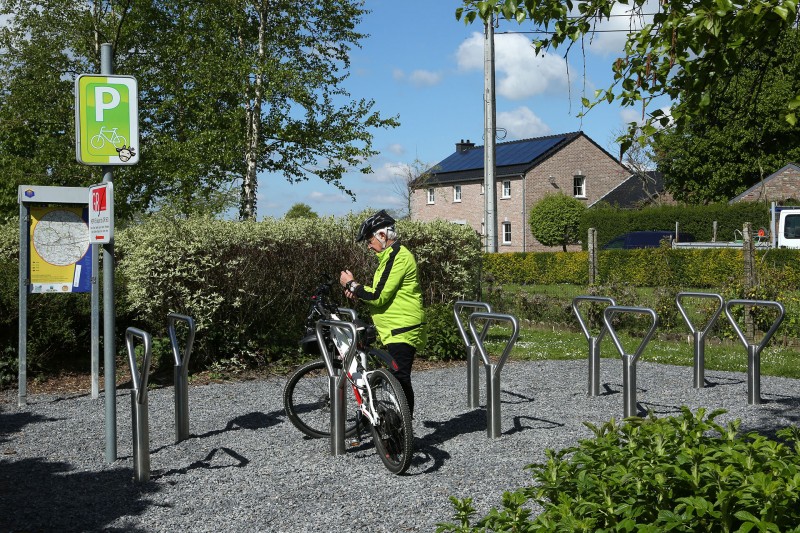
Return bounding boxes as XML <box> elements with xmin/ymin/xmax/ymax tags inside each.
<box><xmin>2</xmin><ymin>359</ymin><xmax>800</xmax><ymax>532</ymax></box>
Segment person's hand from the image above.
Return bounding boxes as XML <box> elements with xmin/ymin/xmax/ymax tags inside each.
<box><xmin>340</xmin><ymin>270</ymin><xmax>354</xmax><ymax>287</ymax></box>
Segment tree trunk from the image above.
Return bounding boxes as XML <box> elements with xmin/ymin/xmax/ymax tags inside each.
<box><xmin>239</xmin><ymin>2</ymin><xmax>266</xmax><ymax>221</ymax></box>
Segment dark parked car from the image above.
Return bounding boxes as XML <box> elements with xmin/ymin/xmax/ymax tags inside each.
<box><xmin>602</xmin><ymin>230</ymin><xmax>695</xmax><ymax>250</ymax></box>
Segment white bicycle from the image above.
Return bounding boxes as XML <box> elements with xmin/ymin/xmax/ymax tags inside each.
<box><xmin>90</xmin><ymin>126</ymin><xmax>127</xmax><ymax>150</ymax></box>
<box><xmin>283</xmin><ymin>278</ymin><xmax>414</xmax><ymax>474</ymax></box>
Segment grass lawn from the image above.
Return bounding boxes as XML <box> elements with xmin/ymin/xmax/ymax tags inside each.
<box><xmin>479</xmin><ymin>325</ymin><xmax>800</xmax><ymax>380</ymax></box>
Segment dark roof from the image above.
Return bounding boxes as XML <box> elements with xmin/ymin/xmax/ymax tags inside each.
<box><xmin>591</xmin><ymin>170</ymin><xmax>665</xmax><ymax>208</ymax></box>
<box><xmin>420</xmin><ymin>132</ymin><xmax>583</xmax><ymax>185</ymax></box>
<box><xmin>728</xmin><ymin>162</ymin><xmax>800</xmax><ymax>203</ymax></box>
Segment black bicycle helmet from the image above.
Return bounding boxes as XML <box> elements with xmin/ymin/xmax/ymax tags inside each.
<box><xmin>356</xmin><ymin>209</ymin><xmax>396</xmax><ymax>242</ymax></box>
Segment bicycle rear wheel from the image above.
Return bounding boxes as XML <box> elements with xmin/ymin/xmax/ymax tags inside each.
<box><xmin>283</xmin><ymin>359</ymin><xmax>359</xmax><ymax>439</ymax></box>
<box><xmin>368</xmin><ymin>368</ymin><xmax>413</xmax><ymax>474</ymax></box>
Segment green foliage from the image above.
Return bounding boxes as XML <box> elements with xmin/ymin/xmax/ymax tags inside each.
<box><xmin>483</xmin><ymin>252</ymin><xmax>588</xmax><ymax>285</ymax></box>
<box><xmin>420</xmin><ymin>303</ymin><xmax>464</xmax><ymax>361</ymax></box>
<box><xmin>284</xmin><ymin>203</ymin><xmax>319</xmax><ymax>219</ymax></box>
<box><xmin>439</xmin><ymin>407</ymin><xmax>800</xmax><ymax>531</ymax></box>
<box><xmin>457</xmin><ymin>0</ymin><xmax>800</xmax><ymax>155</ymax></box>
<box><xmin>115</xmin><ymin>213</ymin><xmax>481</xmax><ymax>369</ymax></box>
<box><xmin>0</xmin><ymin>0</ymin><xmax>398</xmax><ymax>222</ymax></box>
<box><xmin>580</xmin><ymin>203</ymin><xmax>770</xmax><ymax>249</ymax></box>
<box><xmin>652</xmin><ymin>29</ymin><xmax>800</xmax><ymax>204</ymax></box>
<box><xmin>529</xmin><ymin>193</ymin><xmax>586</xmax><ymax>251</ymax></box>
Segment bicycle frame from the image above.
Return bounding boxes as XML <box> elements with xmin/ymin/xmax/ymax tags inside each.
<box><xmin>329</xmin><ymin>313</ymin><xmax>381</xmax><ymax>426</ymax></box>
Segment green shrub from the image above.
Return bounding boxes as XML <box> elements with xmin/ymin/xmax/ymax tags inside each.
<box><xmin>438</xmin><ymin>407</ymin><xmax>800</xmax><ymax>532</ymax></box>
<box><xmin>420</xmin><ymin>303</ymin><xmax>464</xmax><ymax>361</ymax></box>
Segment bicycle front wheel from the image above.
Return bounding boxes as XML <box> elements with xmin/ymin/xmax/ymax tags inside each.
<box><xmin>283</xmin><ymin>359</ymin><xmax>358</xmax><ymax>439</ymax></box>
<box><xmin>369</xmin><ymin>368</ymin><xmax>414</xmax><ymax>474</ymax></box>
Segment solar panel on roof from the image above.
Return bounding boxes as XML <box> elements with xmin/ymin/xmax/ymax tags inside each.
<box><xmin>433</xmin><ymin>135</ymin><xmax>568</xmax><ymax>174</ymax></box>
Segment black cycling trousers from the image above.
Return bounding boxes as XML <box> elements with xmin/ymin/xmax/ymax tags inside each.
<box><xmin>386</xmin><ymin>342</ymin><xmax>415</xmax><ymax>415</ymax></box>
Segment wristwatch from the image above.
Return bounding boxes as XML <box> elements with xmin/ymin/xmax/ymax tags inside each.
<box><xmin>346</xmin><ymin>280</ymin><xmax>357</xmax><ymax>292</ymax></box>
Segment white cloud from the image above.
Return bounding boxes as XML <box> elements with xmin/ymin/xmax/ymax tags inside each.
<box><xmin>457</xmin><ymin>32</ymin><xmax>569</xmax><ymax>100</ymax></box>
<box><xmin>386</xmin><ymin>143</ymin><xmax>405</xmax><ymax>156</ymax></box>
<box><xmin>584</xmin><ymin>1</ymin><xmax>656</xmax><ymax>56</ymax></box>
<box><xmin>363</xmin><ymin>161</ymin><xmax>405</xmax><ymax>184</ymax></box>
<box><xmin>308</xmin><ymin>190</ymin><xmax>351</xmax><ymax>204</ymax></box>
<box><xmin>392</xmin><ymin>68</ymin><xmax>443</xmax><ymax>87</ymax></box>
<box><xmin>498</xmin><ymin>107</ymin><xmax>551</xmax><ymax>139</ymax></box>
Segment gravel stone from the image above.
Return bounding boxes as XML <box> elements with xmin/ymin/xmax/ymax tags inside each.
<box><xmin>2</xmin><ymin>359</ymin><xmax>800</xmax><ymax>532</ymax></box>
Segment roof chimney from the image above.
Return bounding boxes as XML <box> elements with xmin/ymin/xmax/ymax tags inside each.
<box><xmin>456</xmin><ymin>139</ymin><xmax>475</xmax><ymax>153</ymax></box>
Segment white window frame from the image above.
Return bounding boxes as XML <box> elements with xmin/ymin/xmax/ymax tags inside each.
<box><xmin>573</xmin><ymin>175</ymin><xmax>586</xmax><ymax>198</ymax></box>
<box><xmin>502</xmin><ymin>221</ymin><xmax>512</xmax><ymax>244</ymax></box>
<box><xmin>427</xmin><ymin>187</ymin><xmax>435</xmax><ymax>204</ymax></box>
<box><xmin>453</xmin><ymin>185</ymin><xmax>462</xmax><ymax>203</ymax></box>
<box><xmin>502</xmin><ymin>180</ymin><xmax>511</xmax><ymax>199</ymax></box>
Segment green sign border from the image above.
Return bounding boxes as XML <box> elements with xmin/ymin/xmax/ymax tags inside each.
<box><xmin>75</xmin><ymin>74</ymin><xmax>139</xmax><ymax>166</ymax></box>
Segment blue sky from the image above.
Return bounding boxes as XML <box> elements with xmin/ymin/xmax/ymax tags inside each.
<box><xmin>257</xmin><ymin>0</ymin><xmax>658</xmax><ymax>219</ymax></box>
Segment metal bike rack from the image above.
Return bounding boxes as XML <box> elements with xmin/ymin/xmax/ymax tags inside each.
<box><xmin>168</xmin><ymin>313</ymin><xmax>196</xmax><ymax>443</ymax></box>
<box><xmin>724</xmin><ymin>299</ymin><xmax>785</xmax><ymax>405</ymax></box>
<box><xmin>336</xmin><ymin>307</ymin><xmax>357</xmax><ymax>321</ymax></box>
<box><xmin>467</xmin><ymin>312</ymin><xmax>519</xmax><ymax>438</ymax></box>
<box><xmin>453</xmin><ymin>301</ymin><xmax>493</xmax><ymax>408</ymax></box>
<box><xmin>315</xmin><ymin>319</ymin><xmax>358</xmax><ymax>456</ymax></box>
<box><xmin>126</xmin><ymin>327</ymin><xmax>153</xmax><ymax>483</ymax></box>
<box><xmin>572</xmin><ymin>296</ymin><xmax>616</xmax><ymax>396</ymax></box>
<box><xmin>602</xmin><ymin>306</ymin><xmax>659</xmax><ymax>418</ymax></box>
<box><xmin>676</xmin><ymin>292</ymin><xmax>724</xmax><ymax>388</ymax></box>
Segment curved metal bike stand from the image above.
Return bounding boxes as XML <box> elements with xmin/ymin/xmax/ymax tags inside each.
<box><xmin>572</xmin><ymin>296</ymin><xmax>616</xmax><ymax>396</ymax></box>
<box><xmin>602</xmin><ymin>306</ymin><xmax>659</xmax><ymax>418</ymax></box>
<box><xmin>675</xmin><ymin>293</ymin><xmax>724</xmax><ymax>389</ymax></box>
<box><xmin>724</xmin><ymin>299</ymin><xmax>786</xmax><ymax>405</ymax></box>
<box><xmin>467</xmin><ymin>312</ymin><xmax>519</xmax><ymax>438</ymax></box>
<box><xmin>315</xmin><ymin>319</ymin><xmax>358</xmax><ymax>456</ymax></box>
<box><xmin>168</xmin><ymin>313</ymin><xmax>196</xmax><ymax>443</ymax></box>
<box><xmin>336</xmin><ymin>307</ymin><xmax>357</xmax><ymax>321</ymax></box>
<box><xmin>126</xmin><ymin>327</ymin><xmax>153</xmax><ymax>483</ymax></box>
<box><xmin>453</xmin><ymin>301</ymin><xmax>493</xmax><ymax>408</ymax></box>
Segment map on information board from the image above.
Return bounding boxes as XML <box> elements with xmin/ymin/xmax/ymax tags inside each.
<box><xmin>29</xmin><ymin>206</ymin><xmax>92</xmax><ymax>293</ymax></box>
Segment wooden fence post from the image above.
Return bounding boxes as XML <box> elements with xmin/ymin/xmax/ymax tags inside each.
<box><xmin>588</xmin><ymin>227</ymin><xmax>598</xmax><ymax>286</ymax></box>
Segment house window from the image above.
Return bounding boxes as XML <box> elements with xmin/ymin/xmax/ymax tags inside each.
<box><xmin>427</xmin><ymin>188</ymin><xmax>435</xmax><ymax>204</ymax></box>
<box><xmin>480</xmin><ymin>222</ymin><xmax>485</xmax><ymax>236</ymax></box>
<box><xmin>453</xmin><ymin>185</ymin><xmax>462</xmax><ymax>202</ymax></box>
<box><xmin>573</xmin><ymin>175</ymin><xmax>586</xmax><ymax>198</ymax></box>
<box><xmin>502</xmin><ymin>180</ymin><xmax>511</xmax><ymax>198</ymax></box>
<box><xmin>481</xmin><ymin>184</ymin><xmax>485</xmax><ymax>195</ymax></box>
<box><xmin>502</xmin><ymin>222</ymin><xmax>512</xmax><ymax>244</ymax></box>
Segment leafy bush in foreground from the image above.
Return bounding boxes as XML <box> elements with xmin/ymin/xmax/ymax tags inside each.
<box><xmin>438</xmin><ymin>407</ymin><xmax>800</xmax><ymax>532</ymax></box>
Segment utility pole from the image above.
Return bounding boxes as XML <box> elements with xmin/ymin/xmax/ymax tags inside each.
<box><xmin>483</xmin><ymin>12</ymin><xmax>498</xmax><ymax>253</ymax></box>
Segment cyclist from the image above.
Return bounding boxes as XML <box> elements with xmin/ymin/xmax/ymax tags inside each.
<box><xmin>340</xmin><ymin>210</ymin><xmax>425</xmax><ymax>415</ymax></box>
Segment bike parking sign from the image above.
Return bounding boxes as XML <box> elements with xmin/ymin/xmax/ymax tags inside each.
<box><xmin>75</xmin><ymin>75</ymin><xmax>139</xmax><ymax>165</ymax></box>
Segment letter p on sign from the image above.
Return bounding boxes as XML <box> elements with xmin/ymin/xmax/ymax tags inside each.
<box><xmin>75</xmin><ymin>75</ymin><xmax>139</xmax><ymax>166</ymax></box>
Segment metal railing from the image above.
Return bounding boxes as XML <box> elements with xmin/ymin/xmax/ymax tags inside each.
<box><xmin>453</xmin><ymin>301</ymin><xmax>493</xmax><ymax>408</ymax></box>
<box><xmin>602</xmin><ymin>306</ymin><xmax>659</xmax><ymax>417</ymax></box>
<box><xmin>314</xmin><ymin>318</ymin><xmax>358</xmax><ymax>455</ymax></box>
<box><xmin>725</xmin><ymin>299</ymin><xmax>786</xmax><ymax>404</ymax></box>
<box><xmin>168</xmin><ymin>313</ymin><xmax>196</xmax><ymax>443</ymax></box>
<box><xmin>572</xmin><ymin>296</ymin><xmax>616</xmax><ymax>396</ymax></box>
<box><xmin>468</xmin><ymin>312</ymin><xmax>519</xmax><ymax>438</ymax></box>
<box><xmin>126</xmin><ymin>327</ymin><xmax>153</xmax><ymax>483</ymax></box>
<box><xmin>675</xmin><ymin>292</ymin><xmax>724</xmax><ymax>389</ymax></box>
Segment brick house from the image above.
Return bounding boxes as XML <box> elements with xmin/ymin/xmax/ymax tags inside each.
<box><xmin>729</xmin><ymin>163</ymin><xmax>800</xmax><ymax>203</ymax></box>
<box><xmin>410</xmin><ymin>131</ymin><xmax>630</xmax><ymax>252</ymax></box>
